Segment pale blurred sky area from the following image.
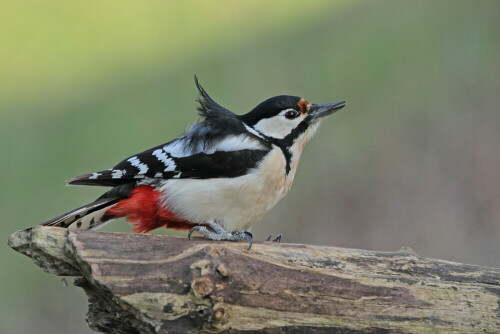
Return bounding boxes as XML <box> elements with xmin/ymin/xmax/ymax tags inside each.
<box><xmin>1</xmin><ymin>1</ymin><xmax>500</xmax><ymax>333</ymax></box>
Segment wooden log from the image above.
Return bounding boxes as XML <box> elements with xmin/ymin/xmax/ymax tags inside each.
<box><xmin>7</xmin><ymin>226</ymin><xmax>500</xmax><ymax>333</ymax></box>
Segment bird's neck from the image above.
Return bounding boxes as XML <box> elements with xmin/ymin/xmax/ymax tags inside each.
<box><xmin>285</xmin><ymin>121</ymin><xmax>321</xmax><ymax>177</ymax></box>
<box><xmin>290</xmin><ymin>120</ymin><xmax>320</xmax><ymax>158</ymax></box>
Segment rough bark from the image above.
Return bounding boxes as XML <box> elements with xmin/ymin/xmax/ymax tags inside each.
<box><xmin>8</xmin><ymin>226</ymin><xmax>500</xmax><ymax>333</ymax></box>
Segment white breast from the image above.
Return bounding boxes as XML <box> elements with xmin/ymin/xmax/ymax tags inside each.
<box><xmin>158</xmin><ymin>146</ymin><xmax>293</xmax><ymax>232</ymax></box>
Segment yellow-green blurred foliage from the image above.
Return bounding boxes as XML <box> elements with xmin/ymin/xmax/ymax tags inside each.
<box><xmin>1</xmin><ymin>1</ymin><xmax>499</xmax><ymax>333</ymax></box>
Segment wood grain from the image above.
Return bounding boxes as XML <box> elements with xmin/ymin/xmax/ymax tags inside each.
<box><xmin>8</xmin><ymin>226</ymin><xmax>500</xmax><ymax>333</ymax></box>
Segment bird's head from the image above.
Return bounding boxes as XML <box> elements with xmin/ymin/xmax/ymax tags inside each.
<box><xmin>240</xmin><ymin>95</ymin><xmax>346</xmax><ymax>151</ymax></box>
<box><xmin>193</xmin><ymin>76</ymin><xmax>346</xmax><ymax>157</ymax></box>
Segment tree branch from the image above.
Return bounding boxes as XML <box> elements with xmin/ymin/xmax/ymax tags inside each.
<box><xmin>8</xmin><ymin>226</ymin><xmax>500</xmax><ymax>333</ymax></box>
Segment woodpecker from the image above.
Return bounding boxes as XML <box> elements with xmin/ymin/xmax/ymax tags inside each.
<box><xmin>39</xmin><ymin>77</ymin><xmax>346</xmax><ymax>249</ymax></box>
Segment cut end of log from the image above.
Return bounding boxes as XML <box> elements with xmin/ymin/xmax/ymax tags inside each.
<box><xmin>8</xmin><ymin>226</ymin><xmax>500</xmax><ymax>333</ymax></box>
<box><xmin>8</xmin><ymin>227</ymin><xmax>31</xmax><ymax>253</ymax></box>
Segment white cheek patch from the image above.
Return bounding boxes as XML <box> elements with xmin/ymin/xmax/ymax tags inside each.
<box><xmin>253</xmin><ymin>109</ymin><xmax>305</xmax><ymax>139</ymax></box>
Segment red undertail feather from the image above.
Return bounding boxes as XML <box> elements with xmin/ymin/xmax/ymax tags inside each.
<box><xmin>106</xmin><ymin>185</ymin><xmax>193</xmax><ymax>233</ymax></box>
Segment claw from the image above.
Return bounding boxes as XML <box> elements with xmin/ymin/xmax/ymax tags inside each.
<box><xmin>188</xmin><ymin>226</ymin><xmax>202</xmax><ymax>240</ymax></box>
<box><xmin>272</xmin><ymin>234</ymin><xmax>282</xmax><ymax>243</ymax></box>
<box><xmin>242</xmin><ymin>232</ymin><xmax>253</xmax><ymax>250</ymax></box>
<box><xmin>265</xmin><ymin>233</ymin><xmax>282</xmax><ymax>242</ymax></box>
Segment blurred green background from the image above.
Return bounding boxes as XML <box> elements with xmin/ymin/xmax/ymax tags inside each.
<box><xmin>2</xmin><ymin>1</ymin><xmax>500</xmax><ymax>333</ymax></box>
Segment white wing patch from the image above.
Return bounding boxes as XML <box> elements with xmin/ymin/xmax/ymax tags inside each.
<box><xmin>163</xmin><ymin>139</ymin><xmax>189</xmax><ymax>158</ymax></box>
<box><xmin>164</xmin><ymin>135</ymin><xmax>265</xmax><ymax>158</ymax></box>
<box><xmin>127</xmin><ymin>156</ymin><xmax>149</xmax><ymax>174</ymax></box>
<box><xmin>153</xmin><ymin>149</ymin><xmax>177</xmax><ymax>172</ymax></box>
<box><xmin>212</xmin><ymin>135</ymin><xmax>265</xmax><ymax>152</ymax></box>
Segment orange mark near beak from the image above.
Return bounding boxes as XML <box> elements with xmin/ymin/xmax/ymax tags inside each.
<box><xmin>298</xmin><ymin>98</ymin><xmax>309</xmax><ymax>114</ymax></box>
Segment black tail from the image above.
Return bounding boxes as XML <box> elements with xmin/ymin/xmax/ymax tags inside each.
<box><xmin>40</xmin><ymin>198</ymin><xmax>119</xmax><ymax>230</ymax></box>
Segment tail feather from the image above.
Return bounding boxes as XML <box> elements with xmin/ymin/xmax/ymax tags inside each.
<box><xmin>41</xmin><ymin>198</ymin><xmax>119</xmax><ymax>230</ymax></box>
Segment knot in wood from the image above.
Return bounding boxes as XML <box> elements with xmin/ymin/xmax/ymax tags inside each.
<box><xmin>213</xmin><ymin>302</ymin><xmax>226</xmax><ymax>321</ymax></box>
<box><xmin>190</xmin><ymin>259</ymin><xmax>212</xmax><ymax>276</ymax></box>
<box><xmin>192</xmin><ymin>276</ymin><xmax>214</xmax><ymax>297</ymax></box>
<box><xmin>216</xmin><ymin>263</ymin><xmax>229</xmax><ymax>277</ymax></box>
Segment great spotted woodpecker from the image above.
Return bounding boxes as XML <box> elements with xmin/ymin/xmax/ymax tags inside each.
<box><xmin>39</xmin><ymin>77</ymin><xmax>346</xmax><ymax>249</ymax></box>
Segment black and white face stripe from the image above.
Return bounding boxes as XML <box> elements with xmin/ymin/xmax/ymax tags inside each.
<box><xmin>253</xmin><ymin>108</ymin><xmax>308</xmax><ymax>140</ymax></box>
<box><xmin>243</xmin><ymin>112</ymin><xmax>318</xmax><ymax>175</ymax></box>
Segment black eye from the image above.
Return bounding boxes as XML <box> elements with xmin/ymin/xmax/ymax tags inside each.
<box><xmin>285</xmin><ymin>110</ymin><xmax>299</xmax><ymax>119</ymax></box>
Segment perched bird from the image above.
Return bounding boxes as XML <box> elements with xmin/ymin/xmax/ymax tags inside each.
<box><xmin>39</xmin><ymin>77</ymin><xmax>346</xmax><ymax>249</ymax></box>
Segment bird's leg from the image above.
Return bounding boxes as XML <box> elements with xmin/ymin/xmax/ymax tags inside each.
<box><xmin>188</xmin><ymin>221</ymin><xmax>253</xmax><ymax>249</ymax></box>
<box><xmin>265</xmin><ymin>234</ymin><xmax>282</xmax><ymax>243</ymax></box>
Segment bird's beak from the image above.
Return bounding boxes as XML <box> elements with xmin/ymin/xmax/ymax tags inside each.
<box><xmin>309</xmin><ymin>101</ymin><xmax>346</xmax><ymax>120</ymax></box>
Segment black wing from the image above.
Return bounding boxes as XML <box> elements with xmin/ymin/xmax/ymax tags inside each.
<box><xmin>68</xmin><ymin>144</ymin><xmax>270</xmax><ymax>187</ymax></box>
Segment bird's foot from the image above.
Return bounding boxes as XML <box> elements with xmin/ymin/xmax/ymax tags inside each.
<box><xmin>188</xmin><ymin>221</ymin><xmax>253</xmax><ymax>250</ymax></box>
<box><xmin>265</xmin><ymin>233</ymin><xmax>282</xmax><ymax>243</ymax></box>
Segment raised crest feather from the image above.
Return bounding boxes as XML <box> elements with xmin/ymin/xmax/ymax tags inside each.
<box><xmin>194</xmin><ymin>75</ymin><xmax>234</xmax><ymax>118</ymax></box>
